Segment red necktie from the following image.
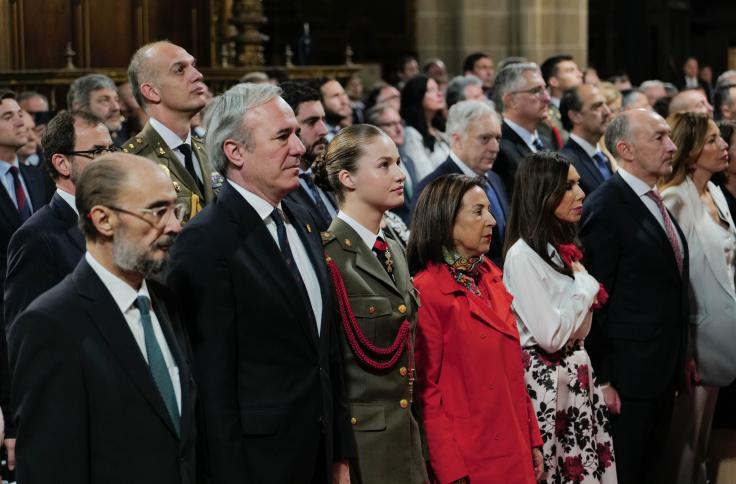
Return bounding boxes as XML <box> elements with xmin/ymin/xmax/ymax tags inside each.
<box><xmin>646</xmin><ymin>190</ymin><xmax>683</xmax><ymax>275</ymax></box>
<box><xmin>9</xmin><ymin>166</ymin><xmax>31</xmax><ymax>221</ymax></box>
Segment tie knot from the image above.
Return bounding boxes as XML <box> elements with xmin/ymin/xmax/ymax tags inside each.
<box><xmin>532</xmin><ymin>137</ymin><xmax>545</xmax><ymax>151</ymax></box>
<box><xmin>9</xmin><ymin>165</ymin><xmax>19</xmax><ymax>177</ymax></box>
<box><xmin>373</xmin><ymin>236</ymin><xmax>388</xmax><ymax>253</ymax></box>
<box><xmin>646</xmin><ymin>189</ymin><xmax>664</xmax><ymax>205</ymax></box>
<box><xmin>177</xmin><ymin>143</ymin><xmax>192</xmax><ymax>156</ymax></box>
<box><xmin>271</xmin><ymin>207</ymin><xmax>286</xmax><ymax>227</ymax></box>
<box><xmin>134</xmin><ymin>295</ymin><xmax>151</xmax><ymax>315</ymax></box>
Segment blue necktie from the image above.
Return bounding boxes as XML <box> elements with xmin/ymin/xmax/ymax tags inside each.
<box><xmin>531</xmin><ymin>136</ymin><xmax>546</xmax><ymax>152</ymax></box>
<box><xmin>484</xmin><ymin>181</ymin><xmax>506</xmax><ymax>240</ymax></box>
<box><xmin>134</xmin><ymin>295</ymin><xmax>180</xmax><ymax>436</ymax></box>
<box><xmin>592</xmin><ymin>151</ymin><xmax>612</xmax><ymax>180</ymax></box>
<box><xmin>299</xmin><ymin>172</ymin><xmax>333</xmax><ymax>224</ymax></box>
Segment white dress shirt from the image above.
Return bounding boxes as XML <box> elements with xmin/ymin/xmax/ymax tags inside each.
<box><xmin>617</xmin><ymin>167</ymin><xmax>684</xmax><ymax>255</ymax></box>
<box><xmin>449</xmin><ymin>151</ymin><xmax>477</xmax><ymax>177</ymax></box>
<box><xmin>85</xmin><ymin>252</ymin><xmax>182</xmax><ymax>412</ymax></box>
<box><xmin>337</xmin><ymin>211</ymin><xmax>387</xmax><ymax>253</ymax></box>
<box><xmin>503</xmin><ymin>239</ymin><xmax>600</xmax><ymax>352</ymax></box>
<box><xmin>504</xmin><ymin>118</ymin><xmax>544</xmax><ymax>153</ymax></box>
<box><xmin>149</xmin><ymin>117</ymin><xmax>204</xmax><ymax>183</ymax></box>
<box><xmin>227</xmin><ymin>180</ymin><xmax>323</xmax><ymax>334</ymax></box>
<box><xmin>0</xmin><ymin>157</ymin><xmax>33</xmax><ymax>211</ymax></box>
<box><xmin>56</xmin><ymin>187</ymin><xmax>78</xmax><ymax>215</ymax></box>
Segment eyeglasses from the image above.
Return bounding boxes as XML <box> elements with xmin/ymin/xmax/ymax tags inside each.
<box><xmin>510</xmin><ymin>86</ymin><xmax>548</xmax><ymax>98</ymax></box>
<box><xmin>107</xmin><ymin>203</ymin><xmax>187</xmax><ymax>227</ymax></box>
<box><xmin>60</xmin><ymin>145</ymin><xmax>120</xmax><ymax>160</ymax></box>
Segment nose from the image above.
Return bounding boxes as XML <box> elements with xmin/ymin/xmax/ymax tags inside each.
<box><xmin>163</xmin><ymin>208</ymin><xmax>183</xmax><ymax>235</ymax></box>
<box><xmin>576</xmin><ymin>184</ymin><xmax>586</xmax><ymax>201</ymax></box>
<box><xmin>707</xmin><ymin>101</ymin><xmax>714</xmax><ymax>114</ymax></box>
<box><xmin>111</xmin><ymin>98</ymin><xmax>121</xmax><ymax>113</ymax></box>
<box><xmin>665</xmin><ymin>136</ymin><xmax>677</xmax><ymax>153</ymax></box>
<box><xmin>290</xmin><ymin>133</ymin><xmax>306</xmax><ymax>156</ymax></box>
<box><xmin>486</xmin><ymin>209</ymin><xmax>497</xmax><ymax>228</ymax></box>
<box><xmin>316</xmin><ymin>119</ymin><xmax>329</xmax><ymax>137</ymax></box>
<box><xmin>192</xmin><ymin>66</ymin><xmax>204</xmax><ymax>83</ymax></box>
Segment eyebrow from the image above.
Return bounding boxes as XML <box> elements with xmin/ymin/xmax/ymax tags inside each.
<box><xmin>302</xmin><ymin>115</ymin><xmax>322</xmax><ymax>123</ymax></box>
<box><xmin>274</xmin><ymin>127</ymin><xmax>293</xmax><ymax>138</ymax></box>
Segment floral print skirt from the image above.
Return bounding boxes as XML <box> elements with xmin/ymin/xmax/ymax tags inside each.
<box><xmin>522</xmin><ymin>343</ymin><xmax>617</xmax><ymax>483</ymax></box>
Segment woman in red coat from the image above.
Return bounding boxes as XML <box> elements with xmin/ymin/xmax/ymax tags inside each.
<box><xmin>407</xmin><ymin>174</ymin><xmax>544</xmax><ymax>484</ymax></box>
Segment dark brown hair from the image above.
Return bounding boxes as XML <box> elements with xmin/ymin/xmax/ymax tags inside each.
<box><xmin>504</xmin><ymin>152</ymin><xmax>577</xmax><ymax>277</ymax></box>
<box><xmin>407</xmin><ymin>174</ymin><xmax>485</xmax><ymax>275</ymax></box>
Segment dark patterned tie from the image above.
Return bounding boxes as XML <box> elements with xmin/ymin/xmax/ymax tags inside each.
<box><xmin>372</xmin><ymin>236</ymin><xmax>395</xmax><ymax>282</ymax></box>
<box><xmin>592</xmin><ymin>151</ymin><xmax>612</xmax><ymax>180</ymax></box>
<box><xmin>177</xmin><ymin>144</ymin><xmax>204</xmax><ymax>195</ymax></box>
<box><xmin>9</xmin><ymin>166</ymin><xmax>31</xmax><ymax>221</ymax></box>
<box><xmin>299</xmin><ymin>172</ymin><xmax>333</xmax><ymax>224</ymax></box>
<box><xmin>531</xmin><ymin>136</ymin><xmax>546</xmax><ymax>152</ymax></box>
<box><xmin>646</xmin><ymin>190</ymin><xmax>683</xmax><ymax>275</ymax></box>
<box><xmin>133</xmin><ymin>295</ymin><xmax>180</xmax><ymax>436</ymax></box>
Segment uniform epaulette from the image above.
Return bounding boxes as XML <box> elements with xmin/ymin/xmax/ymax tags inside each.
<box><xmin>321</xmin><ymin>231</ymin><xmax>336</xmax><ymax>246</ymax></box>
<box><xmin>121</xmin><ymin>136</ymin><xmax>148</xmax><ymax>154</ymax></box>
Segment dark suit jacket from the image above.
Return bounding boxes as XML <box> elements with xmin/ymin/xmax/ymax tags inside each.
<box><xmin>580</xmin><ymin>173</ymin><xmax>690</xmax><ymax>399</ymax></box>
<box><xmin>415</xmin><ymin>156</ymin><xmax>510</xmax><ymax>266</ymax></box>
<box><xmin>0</xmin><ymin>164</ymin><xmax>52</xmax><ymax>436</ymax></box>
<box><xmin>166</xmin><ymin>182</ymin><xmax>351</xmax><ymax>483</ymax></box>
<box><xmin>285</xmin><ymin>183</ymin><xmax>337</xmax><ymax>233</ymax></box>
<box><xmin>8</xmin><ymin>259</ymin><xmax>197</xmax><ymax>484</ymax></box>
<box><xmin>492</xmin><ymin>120</ymin><xmax>553</xmax><ymax>197</ymax></box>
<box><xmin>560</xmin><ymin>138</ymin><xmax>612</xmax><ymax>196</ymax></box>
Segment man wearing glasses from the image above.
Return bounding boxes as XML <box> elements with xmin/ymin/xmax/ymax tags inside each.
<box><xmin>125</xmin><ymin>41</ymin><xmax>216</xmax><ymax>222</ymax></box>
<box><xmin>490</xmin><ymin>62</ymin><xmax>554</xmax><ymax>195</ymax></box>
<box><xmin>9</xmin><ymin>153</ymin><xmax>196</xmax><ymax>483</ymax></box>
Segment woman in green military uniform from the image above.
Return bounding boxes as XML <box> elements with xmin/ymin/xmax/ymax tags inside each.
<box><xmin>313</xmin><ymin>124</ymin><xmax>428</xmax><ymax>484</ymax></box>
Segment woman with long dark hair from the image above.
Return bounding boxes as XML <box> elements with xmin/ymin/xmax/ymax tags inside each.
<box><xmin>408</xmin><ymin>174</ymin><xmax>544</xmax><ymax>484</ymax></box>
<box><xmin>400</xmin><ymin>74</ymin><xmax>450</xmax><ymax>181</ymax></box>
<box><xmin>313</xmin><ymin>124</ymin><xmax>427</xmax><ymax>484</ymax></box>
<box><xmin>503</xmin><ymin>152</ymin><xmax>616</xmax><ymax>483</ymax></box>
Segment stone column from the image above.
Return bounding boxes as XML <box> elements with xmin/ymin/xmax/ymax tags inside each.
<box><xmin>415</xmin><ymin>0</ymin><xmax>588</xmax><ymax>75</ymax></box>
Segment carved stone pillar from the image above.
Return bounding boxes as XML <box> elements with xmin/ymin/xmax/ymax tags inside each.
<box><xmin>227</xmin><ymin>0</ymin><xmax>269</xmax><ymax>67</ymax></box>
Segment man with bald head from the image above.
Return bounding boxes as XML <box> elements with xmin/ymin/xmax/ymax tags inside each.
<box><xmin>9</xmin><ymin>153</ymin><xmax>196</xmax><ymax>483</ymax></box>
<box><xmin>581</xmin><ymin>109</ymin><xmax>692</xmax><ymax>484</ymax></box>
<box><xmin>668</xmin><ymin>88</ymin><xmax>713</xmax><ymax>117</ymax></box>
<box><xmin>125</xmin><ymin>41</ymin><xmax>216</xmax><ymax>222</ymax></box>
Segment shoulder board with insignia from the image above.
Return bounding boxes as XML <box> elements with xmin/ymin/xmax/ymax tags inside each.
<box><xmin>321</xmin><ymin>231</ymin><xmax>336</xmax><ymax>246</ymax></box>
<box><xmin>123</xmin><ymin>135</ymin><xmax>149</xmax><ymax>155</ymax></box>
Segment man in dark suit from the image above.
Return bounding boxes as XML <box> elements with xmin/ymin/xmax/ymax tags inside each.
<box><xmin>166</xmin><ymin>83</ymin><xmax>351</xmax><ymax>483</ymax></box>
<box><xmin>9</xmin><ymin>154</ymin><xmax>196</xmax><ymax>483</ymax></box>
<box><xmin>559</xmin><ymin>84</ymin><xmax>614</xmax><ymax>196</ymax></box>
<box><xmin>677</xmin><ymin>57</ymin><xmax>711</xmax><ymax>97</ymax></box>
<box><xmin>281</xmin><ymin>81</ymin><xmax>338</xmax><ymax>231</ymax></box>
<box><xmin>414</xmin><ymin>100</ymin><xmax>508</xmax><ymax>266</ymax></box>
<box><xmin>125</xmin><ymin>41</ymin><xmax>217</xmax><ymax>222</ymax></box>
<box><xmin>540</xmin><ymin>54</ymin><xmax>583</xmax><ymax>148</ymax></box>
<box><xmin>490</xmin><ymin>62</ymin><xmax>554</xmax><ymax>195</ymax></box>
<box><xmin>580</xmin><ymin>109</ymin><xmax>694</xmax><ymax>484</ymax></box>
<box><xmin>0</xmin><ymin>90</ymin><xmax>53</xmax><ymax>461</ymax></box>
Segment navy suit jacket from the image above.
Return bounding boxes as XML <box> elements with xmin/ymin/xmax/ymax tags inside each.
<box><xmin>560</xmin><ymin>138</ymin><xmax>612</xmax><ymax>196</ymax></box>
<box><xmin>414</xmin><ymin>156</ymin><xmax>510</xmax><ymax>266</ymax></box>
<box><xmin>285</xmin><ymin>184</ymin><xmax>337</xmax><ymax>233</ymax></box>
<box><xmin>492</xmin><ymin>120</ymin><xmax>553</xmax><ymax>197</ymax></box>
<box><xmin>166</xmin><ymin>182</ymin><xmax>351</xmax><ymax>483</ymax></box>
<box><xmin>580</xmin><ymin>173</ymin><xmax>690</xmax><ymax>399</ymax></box>
<box><xmin>9</xmin><ymin>259</ymin><xmax>197</xmax><ymax>484</ymax></box>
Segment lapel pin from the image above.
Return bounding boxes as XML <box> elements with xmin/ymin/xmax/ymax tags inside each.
<box><xmin>306</xmin><ymin>224</ymin><xmax>312</xmax><ymax>233</ymax></box>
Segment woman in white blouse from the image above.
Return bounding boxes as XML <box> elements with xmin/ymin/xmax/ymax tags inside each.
<box><xmin>660</xmin><ymin>111</ymin><xmax>736</xmax><ymax>484</ymax></box>
<box><xmin>503</xmin><ymin>152</ymin><xmax>616</xmax><ymax>484</ymax></box>
<box><xmin>400</xmin><ymin>75</ymin><xmax>450</xmax><ymax>181</ymax></box>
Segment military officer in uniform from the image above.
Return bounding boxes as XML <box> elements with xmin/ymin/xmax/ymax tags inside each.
<box><xmin>125</xmin><ymin>41</ymin><xmax>218</xmax><ymax>221</ymax></box>
<box><xmin>313</xmin><ymin>124</ymin><xmax>428</xmax><ymax>484</ymax></box>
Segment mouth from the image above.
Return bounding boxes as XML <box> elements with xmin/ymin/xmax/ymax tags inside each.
<box><xmin>573</xmin><ymin>206</ymin><xmax>583</xmax><ymax>214</ymax></box>
<box><xmin>391</xmin><ymin>186</ymin><xmax>404</xmax><ymax>195</ymax></box>
<box><xmin>191</xmin><ymin>85</ymin><xmax>207</xmax><ymax>95</ymax></box>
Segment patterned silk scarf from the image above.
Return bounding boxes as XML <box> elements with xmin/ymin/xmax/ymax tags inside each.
<box><xmin>442</xmin><ymin>247</ymin><xmax>484</xmax><ymax>295</ymax></box>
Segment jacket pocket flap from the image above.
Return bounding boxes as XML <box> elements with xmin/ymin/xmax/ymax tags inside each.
<box><xmin>349</xmin><ymin>403</ymin><xmax>386</xmax><ymax>431</ymax></box>
<box><xmin>350</xmin><ymin>296</ymin><xmax>392</xmax><ymax>318</ymax></box>
<box><xmin>240</xmin><ymin>406</ymin><xmax>286</xmax><ymax>436</ymax></box>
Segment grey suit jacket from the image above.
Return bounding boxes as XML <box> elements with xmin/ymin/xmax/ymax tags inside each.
<box><xmin>663</xmin><ymin>178</ymin><xmax>736</xmax><ymax>386</ymax></box>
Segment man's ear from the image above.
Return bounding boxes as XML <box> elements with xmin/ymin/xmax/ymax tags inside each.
<box><xmin>89</xmin><ymin>206</ymin><xmax>114</xmax><ymax>238</ymax></box>
<box><xmin>140</xmin><ymin>81</ymin><xmax>161</xmax><ymax>105</ymax></box>
<box><xmin>51</xmin><ymin>153</ymin><xmax>72</xmax><ymax>178</ymax></box>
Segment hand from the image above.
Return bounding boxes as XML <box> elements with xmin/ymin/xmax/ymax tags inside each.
<box><xmin>532</xmin><ymin>447</ymin><xmax>544</xmax><ymax>481</ymax></box>
<box><xmin>570</xmin><ymin>261</ymin><xmax>585</xmax><ymax>273</ymax></box>
<box><xmin>332</xmin><ymin>459</ymin><xmax>350</xmax><ymax>484</ymax></box>
<box><xmin>601</xmin><ymin>384</ymin><xmax>621</xmax><ymax>415</ymax></box>
<box><xmin>684</xmin><ymin>358</ymin><xmax>701</xmax><ymax>395</ymax></box>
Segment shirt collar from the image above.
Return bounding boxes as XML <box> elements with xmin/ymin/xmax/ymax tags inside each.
<box><xmin>226</xmin><ymin>179</ymin><xmax>282</xmax><ymax>221</ymax></box>
<box><xmin>337</xmin><ymin>211</ymin><xmax>385</xmax><ymax>250</ymax></box>
<box><xmin>617</xmin><ymin>166</ymin><xmax>657</xmax><ymax>197</ymax></box>
<box><xmin>149</xmin><ymin>117</ymin><xmax>192</xmax><ymax>151</ymax></box>
<box><xmin>569</xmin><ymin>133</ymin><xmax>599</xmax><ymax>158</ymax></box>
<box><xmin>56</xmin><ymin>188</ymin><xmax>78</xmax><ymax>215</ymax></box>
<box><xmin>504</xmin><ymin>118</ymin><xmax>538</xmax><ymax>149</ymax></box>
<box><xmin>0</xmin><ymin>157</ymin><xmax>20</xmax><ymax>176</ymax></box>
<box><xmin>85</xmin><ymin>252</ymin><xmax>151</xmax><ymax>315</ymax></box>
<box><xmin>449</xmin><ymin>151</ymin><xmax>479</xmax><ymax>177</ymax></box>
<box><xmin>550</xmin><ymin>97</ymin><xmax>561</xmax><ymax>108</ymax></box>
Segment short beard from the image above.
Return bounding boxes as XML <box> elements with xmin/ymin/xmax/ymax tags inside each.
<box><xmin>112</xmin><ymin>229</ymin><xmax>175</xmax><ymax>280</ymax></box>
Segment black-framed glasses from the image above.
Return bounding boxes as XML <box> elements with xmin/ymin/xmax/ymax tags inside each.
<box><xmin>107</xmin><ymin>203</ymin><xmax>187</xmax><ymax>227</ymax></box>
<box><xmin>60</xmin><ymin>145</ymin><xmax>120</xmax><ymax>160</ymax></box>
<box><xmin>510</xmin><ymin>86</ymin><xmax>548</xmax><ymax>98</ymax></box>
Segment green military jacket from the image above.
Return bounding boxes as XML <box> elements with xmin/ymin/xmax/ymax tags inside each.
<box><xmin>323</xmin><ymin>218</ymin><xmax>427</xmax><ymax>484</ymax></box>
<box><xmin>123</xmin><ymin>122</ymin><xmax>221</xmax><ymax>222</ymax></box>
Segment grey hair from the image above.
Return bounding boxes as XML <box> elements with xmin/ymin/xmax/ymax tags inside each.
<box><xmin>446</xmin><ymin>75</ymin><xmax>483</xmax><ymax>108</ymax></box>
<box><xmin>639</xmin><ymin>80</ymin><xmax>665</xmax><ymax>90</ymax></box>
<box><xmin>716</xmin><ymin>70</ymin><xmax>736</xmax><ymax>89</ymax></box>
<box><xmin>446</xmin><ymin>100</ymin><xmax>499</xmax><ymax>137</ymax></box>
<box><xmin>491</xmin><ymin>62</ymin><xmax>541</xmax><ymax>112</ymax></box>
<box><xmin>621</xmin><ymin>89</ymin><xmax>646</xmax><ymax>109</ymax></box>
<box><xmin>365</xmin><ymin>102</ymin><xmax>398</xmax><ymax>125</ymax></box>
<box><xmin>604</xmin><ymin>113</ymin><xmax>631</xmax><ymax>159</ymax></box>
<box><xmin>205</xmin><ymin>82</ymin><xmax>282</xmax><ymax>176</ymax></box>
<box><xmin>67</xmin><ymin>74</ymin><xmax>117</xmax><ymax>109</ymax></box>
